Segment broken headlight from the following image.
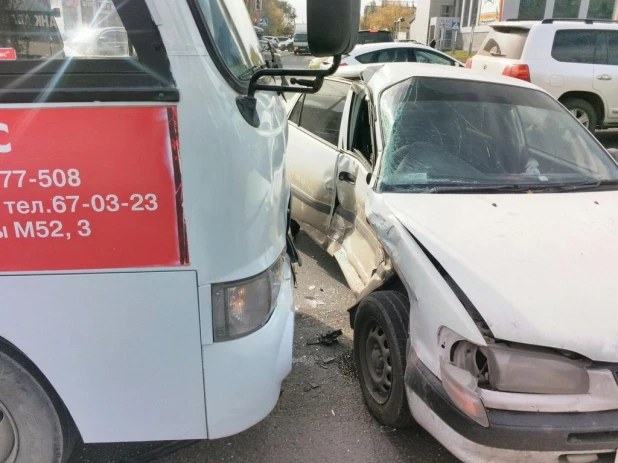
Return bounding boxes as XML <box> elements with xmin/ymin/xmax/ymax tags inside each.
<box><xmin>486</xmin><ymin>344</ymin><xmax>589</xmax><ymax>395</ymax></box>
<box><xmin>440</xmin><ymin>328</ymin><xmax>590</xmax><ymax>397</ymax></box>
<box><xmin>212</xmin><ymin>253</ymin><xmax>287</xmax><ymax>342</ymax></box>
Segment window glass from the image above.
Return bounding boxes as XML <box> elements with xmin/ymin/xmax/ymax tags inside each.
<box><xmin>378</xmin><ymin>77</ymin><xmax>618</xmax><ymax>193</ymax></box>
<box><xmin>299</xmin><ymin>80</ymin><xmax>349</xmax><ymax>146</ymax></box>
<box><xmin>356</xmin><ymin>51</ymin><xmax>377</xmax><ymax>63</ymax></box>
<box><xmin>196</xmin><ymin>0</ymin><xmax>263</xmax><ymax>79</ymax></box>
<box><xmin>587</xmin><ymin>0</ymin><xmax>615</xmax><ymax>18</ymax></box>
<box><xmin>553</xmin><ymin>0</ymin><xmax>581</xmax><ymax>18</ymax></box>
<box><xmin>478</xmin><ymin>27</ymin><xmax>529</xmax><ymax>59</ymax></box>
<box><xmin>551</xmin><ymin>30</ymin><xmax>596</xmax><ymax>64</ymax></box>
<box><xmin>518</xmin><ymin>0</ymin><xmax>546</xmax><ymax>19</ymax></box>
<box><xmin>289</xmin><ymin>95</ymin><xmax>304</xmax><ymax>125</ymax></box>
<box><xmin>357</xmin><ymin>47</ymin><xmax>413</xmax><ymax>64</ymax></box>
<box><xmin>595</xmin><ymin>31</ymin><xmax>608</xmax><ymax>64</ymax></box>
<box><xmin>413</xmin><ymin>49</ymin><xmax>454</xmax><ymax>65</ymax></box>
<box><xmin>0</xmin><ymin>0</ymin><xmax>136</xmax><ymax>60</ymax></box>
<box><xmin>294</xmin><ymin>33</ymin><xmax>307</xmax><ymax>42</ymax></box>
<box><xmin>350</xmin><ymin>97</ymin><xmax>373</xmax><ymax>165</ymax></box>
<box><xmin>608</xmin><ymin>31</ymin><xmax>618</xmax><ymax>65</ymax></box>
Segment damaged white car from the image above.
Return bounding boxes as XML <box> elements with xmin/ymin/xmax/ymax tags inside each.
<box><xmin>286</xmin><ymin>63</ymin><xmax>618</xmax><ymax>462</ymax></box>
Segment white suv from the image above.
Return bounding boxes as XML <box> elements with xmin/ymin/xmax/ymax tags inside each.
<box><xmin>467</xmin><ymin>19</ymin><xmax>618</xmax><ymax>133</ymax></box>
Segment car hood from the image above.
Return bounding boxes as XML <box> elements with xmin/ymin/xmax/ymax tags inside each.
<box><xmin>383</xmin><ymin>192</ymin><xmax>618</xmax><ymax>362</ymax></box>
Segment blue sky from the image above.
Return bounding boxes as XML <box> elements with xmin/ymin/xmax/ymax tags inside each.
<box><xmin>288</xmin><ymin>0</ymin><xmax>373</xmax><ymax>23</ymax></box>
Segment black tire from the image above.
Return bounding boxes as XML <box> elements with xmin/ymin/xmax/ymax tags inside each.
<box><xmin>354</xmin><ymin>291</ymin><xmax>413</xmax><ymax>428</ymax></box>
<box><xmin>562</xmin><ymin>98</ymin><xmax>597</xmax><ymax>133</ymax></box>
<box><xmin>0</xmin><ymin>350</ymin><xmax>74</xmax><ymax>462</ymax></box>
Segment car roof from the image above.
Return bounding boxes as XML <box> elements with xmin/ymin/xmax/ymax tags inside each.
<box><xmin>349</xmin><ymin>42</ymin><xmax>442</xmax><ymax>56</ymax></box>
<box><xmin>334</xmin><ymin>63</ymin><xmax>541</xmax><ymax>95</ymax></box>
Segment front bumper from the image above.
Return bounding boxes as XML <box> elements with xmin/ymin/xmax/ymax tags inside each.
<box><xmin>202</xmin><ymin>261</ymin><xmax>295</xmax><ymax>439</ymax></box>
<box><xmin>406</xmin><ymin>349</ymin><xmax>618</xmax><ymax>462</ymax></box>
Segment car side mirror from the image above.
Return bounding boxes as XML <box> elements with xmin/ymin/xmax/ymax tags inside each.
<box><xmin>608</xmin><ymin>148</ymin><xmax>618</xmax><ymax>162</ymax></box>
<box><xmin>307</xmin><ymin>0</ymin><xmax>360</xmax><ymax>57</ymax></box>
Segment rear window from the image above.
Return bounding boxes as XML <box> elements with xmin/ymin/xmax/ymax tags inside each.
<box><xmin>357</xmin><ymin>31</ymin><xmax>394</xmax><ymax>45</ymax></box>
<box><xmin>0</xmin><ymin>0</ymin><xmax>176</xmax><ymax>103</ymax></box>
<box><xmin>477</xmin><ymin>27</ymin><xmax>529</xmax><ymax>59</ymax></box>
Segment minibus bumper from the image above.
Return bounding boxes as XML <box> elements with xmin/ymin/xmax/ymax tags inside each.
<box><xmin>405</xmin><ymin>350</ymin><xmax>618</xmax><ymax>463</ymax></box>
<box><xmin>201</xmin><ymin>260</ymin><xmax>295</xmax><ymax>439</ymax></box>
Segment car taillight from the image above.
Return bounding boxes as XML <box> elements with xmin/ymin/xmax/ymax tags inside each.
<box><xmin>339</xmin><ymin>62</ymin><xmax>348</xmax><ymax>67</ymax></box>
<box><xmin>502</xmin><ymin>64</ymin><xmax>530</xmax><ymax>82</ymax></box>
<box><xmin>465</xmin><ymin>58</ymin><xmax>472</xmax><ymax>69</ymax></box>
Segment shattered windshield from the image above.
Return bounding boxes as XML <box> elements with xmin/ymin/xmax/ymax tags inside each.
<box><xmin>378</xmin><ymin>77</ymin><xmax>618</xmax><ymax>193</ymax></box>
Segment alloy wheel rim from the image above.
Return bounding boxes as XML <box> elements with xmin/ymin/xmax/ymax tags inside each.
<box><xmin>570</xmin><ymin>108</ymin><xmax>590</xmax><ymax>127</ymax></box>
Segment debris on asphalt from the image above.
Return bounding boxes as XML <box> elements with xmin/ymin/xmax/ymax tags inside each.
<box><xmin>380</xmin><ymin>426</ymin><xmax>397</xmax><ymax>433</ymax></box>
<box><xmin>306</xmin><ymin>329</ymin><xmax>343</xmax><ymax>346</ymax></box>
<box><xmin>305</xmin><ymin>296</ymin><xmax>318</xmax><ymax>308</ymax></box>
<box><xmin>309</xmin><ymin>285</ymin><xmax>316</xmax><ymax>290</ymax></box>
<box><xmin>331</xmin><ymin>410</ymin><xmax>336</xmax><ymax>416</ymax></box>
<box><xmin>303</xmin><ymin>382</ymin><xmax>320</xmax><ymax>392</ymax></box>
<box><xmin>322</xmin><ymin>356</ymin><xmax>336</xmax><ymax>364</ymax></box>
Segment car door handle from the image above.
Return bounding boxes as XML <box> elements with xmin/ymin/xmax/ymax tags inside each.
<box><xmin>596</xmin><ymin>74</ymin><xmax>612</xmax><ymax>81</ymax></box>
<box><xmin>339</xmin><ymin>171</ymin><xmax>356</xmax><ymax>185</ymax></box>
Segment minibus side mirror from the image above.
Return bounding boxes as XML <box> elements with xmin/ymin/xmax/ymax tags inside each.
<box><xmin>52</xmin><ymin>8</ymin><xmax>61</xmax><ymax>18</ymax></box>
<box><xmin>307</xmin><ymin>0</ymin><xmax>360</xmax><ymax>57</ymax></box>
<box><xmin>608</xmin><ymin>148</ymin><xmax>618</xmax><ymax>163</ymax></box>
<box><xmin>237</xmin><ymin>0</ymin><xmax>361</xmax><ymax>127</ymax></box>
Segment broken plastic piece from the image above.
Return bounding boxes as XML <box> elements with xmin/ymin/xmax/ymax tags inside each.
<box><xmin>306</xmin><ymin>329</ymin><xmax>343</xmax><ymax>346</ymax></box>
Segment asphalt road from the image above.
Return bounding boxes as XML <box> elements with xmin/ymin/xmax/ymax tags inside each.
<box><xmin>68</xmin><ymin>54</ymin><xmax>618</xmax><ymax>463</ymax></box>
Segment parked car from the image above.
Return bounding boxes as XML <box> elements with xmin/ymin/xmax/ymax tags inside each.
<box><xmin>277</xmin><ymin>36</ymin><xmax>293</xmax><ymax>50</ymax></box>
<box><xmin>357</xmin><ymin>29</ymin><xmax>394</xmax><ymax>45</ymax></box>
<box><xmin>286</xmin><ymin>62</ymin><xmax>618</xmax><ymax>463</ymax></box>
<box><xmin>467</xmin><ymin>19</ymin><xmax>618</xmax><ymax>133</ymax></box>
<box><xmin>263</xmin><ymin>36</ymin><xmax>280</xmax><ymax>48</ymax></box>
<box><xmin>318</xmin><ymin>42</ymin><xmax>464</xmax><ymax>69</ymax></box>
<box><xmin>64</xmin><ymin>27</ymin><xmax>132</xmax><ymax>58</ymax></box>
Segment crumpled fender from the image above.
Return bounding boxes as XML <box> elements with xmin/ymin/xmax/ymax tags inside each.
<box><xmin>364</xmin><ymin>192</ymin><xmax>485</xmax><ymax>376</ymax></box>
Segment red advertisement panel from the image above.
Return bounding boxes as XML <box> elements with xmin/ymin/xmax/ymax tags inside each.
<box><xmin>0</xmin><ymin>49</ymin><xmax>16</xmax><ymax>61</ymax></box>
<box><xmin>0</xmin><ymin>106</ymin><xmax>188</xmax><ymax>272</ymax></box>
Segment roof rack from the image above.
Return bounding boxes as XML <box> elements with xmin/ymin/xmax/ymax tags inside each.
<box><xmin>542</xmin><ymin>18</ymin><xmax>618</xmax><ymax>24</ymax></box>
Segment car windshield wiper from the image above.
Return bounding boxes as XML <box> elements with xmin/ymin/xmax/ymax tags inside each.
<box><xmin>544</xmin><ymin>180</ymin><xmax>618</xmax><ymax>192</ymax></box>
<box><xmin>419</xmin><ymin>184</ymin><xmax>544</xmax><ymax>193</ymax></box>
<box><xmin>418</xmin><ymin>180</ymin><xmax>618</xmax><ymax>193</ymax></box>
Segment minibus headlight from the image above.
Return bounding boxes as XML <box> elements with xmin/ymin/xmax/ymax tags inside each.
<box><xmin>212</xmin><ymin>254</ymin><xmax>286</xmax><ymax>342</ymax></box>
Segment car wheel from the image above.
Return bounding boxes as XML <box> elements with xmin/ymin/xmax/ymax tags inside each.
<box><xmin>563</xmin><ymin>98</ymin><xmax>597</xmax><ymax>133</ymax></box>
<box><xmin>354</xmin><ymin>291</ymin><xmax>413</xmax><ymax>428</ymax></box>
<box><xmin>0</xmin><ymin>350</ymin><xmax>75</xmax><ymax>462</ymax></box>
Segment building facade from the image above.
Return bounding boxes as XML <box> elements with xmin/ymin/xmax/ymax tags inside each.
<box><xmin>409</xmin><ymin>0</ymin><xmax>618</xmax><ymax>49</ymax></box>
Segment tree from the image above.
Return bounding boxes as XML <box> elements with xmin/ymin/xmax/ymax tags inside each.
<box><xmin>361</xmin><ymin>1</ymin><xmax>414</xmax><ymax>32</ymax></box>
<box><xmin>248</xmin><ymin>0</ymin><xmax>296</xmax><ymax>36</ymax></box>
